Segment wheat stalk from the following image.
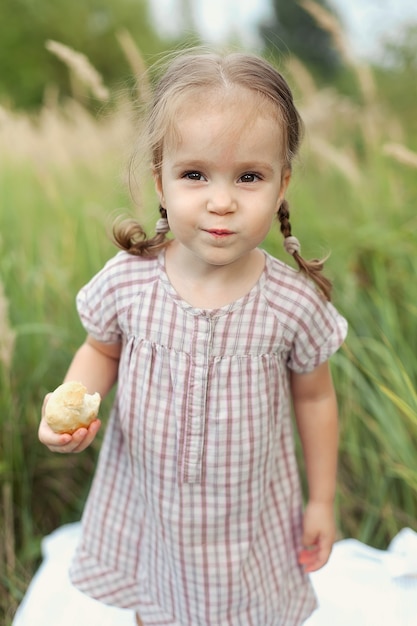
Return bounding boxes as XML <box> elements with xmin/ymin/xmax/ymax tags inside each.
<box><xmin>298</xmin><ymin>0</ymin><xmax>377</xmax><ymax>104</ymax></box>
<box><xmin>308</xmin><ymin>136</ymin><xmax>361</xmax><ymax>184</ymax></box>
<box><xmin>299</xmin><ymin>0</ymin><xmax>352</xmax><ymax>63</ymax></box>
<box><xmin>116</xmin><ymin>29</ymin><xmax>152</xmax><ymax>105</ymax></box>
<box><xmin>0</xmin><ymin>280</ymin><xmax>15</xmax><ymax>371</ymax></box>
<box><xmin>45</xmin><ymin>40</ymin><xmax>109</xmax><ymax>101</ymax></box>
<box><xmin>383</xmin><ymin>142</ymin><xmax>417</xmax><ymax>169</ymax></box>
<box><xmin>2</xmin><ymin>483</ymin><xmax>15</xmax><ymax>575</ymax></box>
<box><xmin>285</xmin><ymin>56</ymin><xmax>318</xmax><ymax>101</ymax></box>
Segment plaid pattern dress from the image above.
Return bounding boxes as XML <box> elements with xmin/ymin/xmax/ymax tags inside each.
<box><xmin>69</xmin><ymin>249</ymin><xmax>347</xmax><ymax>625</ymax></box>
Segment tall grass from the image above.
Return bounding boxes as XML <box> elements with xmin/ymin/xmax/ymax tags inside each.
<box><xmin>1</xmin><ymin>32</ymin><xmax>416</xmax><ymax>623</ymax></box>
<box><xmin>0</xmin><ymin>99</ymin><xmax>133</xmax><ymax>622</ymax></box>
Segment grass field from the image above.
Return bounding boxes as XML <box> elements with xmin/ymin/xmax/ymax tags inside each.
<box><xmin>1</xmin><ymin>41</ymin><xmax>416</xmax><ymax>624</ymax></box>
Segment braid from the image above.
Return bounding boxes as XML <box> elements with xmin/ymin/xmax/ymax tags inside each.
<box><xmin>112</xmin><ymin>205</ymin><xmax>170</xmax><ymax>257</ymax></box>
<box><xmin>278</xmin><ymin>201</ymin><xmax>332</xmax><ymax>301</ymax></box>
<box><xmin>278</xmin><ymin>199</ymin><xmax>292</xmax><ymax>238</ymax></box>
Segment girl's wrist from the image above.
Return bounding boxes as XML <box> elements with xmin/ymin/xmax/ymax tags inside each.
<box><xmin>306</xmin><ymin>496</ymin><xmax>335</xmax><ymax>507</ymax></box>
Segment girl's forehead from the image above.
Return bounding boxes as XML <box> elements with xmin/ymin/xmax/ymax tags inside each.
<box><xmin>165</xmin><ymin>86</ymin><xmax>282</xmax><ymax>148</ymax></box>
<box><xmin>177</xmin><ymin>85</ymin><xmax>278</xmax><ymax>119</ymax></box>
<box><xmin>159</xmin><ymin>94</ymin><xmax>286</xmax><ymax>170</ymax></box>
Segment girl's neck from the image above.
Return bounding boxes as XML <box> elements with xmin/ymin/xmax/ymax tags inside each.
<box><xmin>164</xmin><ymin>244</ymin><xmax>266</xmax><ymax>309</ymax></box>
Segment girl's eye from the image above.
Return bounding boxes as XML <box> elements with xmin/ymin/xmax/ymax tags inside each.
<box><xmin>183</xmin><ymin>171</ymin><xmax>205</xmax><ymax>181</ymax></box>
<box><xmin>239</xmin><ymin>173</ymin><xmax>260</xmax><ymax>183</ymax></box>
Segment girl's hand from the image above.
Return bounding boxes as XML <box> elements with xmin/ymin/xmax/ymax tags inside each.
<box><xmin>38</xmin><ymin>393</ymin><xmax>101</xmax><ymax>454</ymax></box>
<box><xmin>298</xmin><ymin>500</ymin><xmax>336</xmax><ymax>573</ymax></box>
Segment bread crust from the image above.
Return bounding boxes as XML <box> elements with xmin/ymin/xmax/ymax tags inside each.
<box><xmin>45</xmin><ymin>381</ymin><xmax>101</xmax><ymax>434</ymax></box>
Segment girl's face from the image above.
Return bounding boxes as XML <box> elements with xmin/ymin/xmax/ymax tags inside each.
<box><xmin>154</xmin><ymin>90</ymin><xmax>290</xmax><ymax>275</ymax></box>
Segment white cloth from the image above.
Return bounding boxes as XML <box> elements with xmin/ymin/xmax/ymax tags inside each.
<box><xmin>13</xmin><ymin>524</ymin><xmax>417</xmax><ymax>626</ymax></box>
<box><xmin>305</xmin><ymin>528</ymin><xmax>417</xmax><ymax>626</ymax></box>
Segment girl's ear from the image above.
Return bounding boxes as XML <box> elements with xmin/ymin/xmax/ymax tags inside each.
<box><xmin>275</xmin><ymin>168</ymin><xmax>291</xmax><ymax>212</ymax></box>
<box><xmin>153</xmin><ymin>169</ymin><xmax>164</xmax><ymax>205</ymax></box>
<box><xmin>279</xmin><ymin>168</ymin><xmax>292</xmax><ymax>201</ymax></box>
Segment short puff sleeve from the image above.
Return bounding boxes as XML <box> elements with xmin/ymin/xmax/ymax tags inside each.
<box><xmin>287</xmin><ymin>298</ymin><xmax>347</xmax><ymax>374</ymax></box>
<box><xmin>76</xmin><ymin>256</ymin><xmax>123</xmax><ymax>344</ymax></box>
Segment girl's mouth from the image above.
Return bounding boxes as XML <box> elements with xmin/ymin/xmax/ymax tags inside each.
<box><xmin>205</xmin><ymin>229</ymin><xmax>234</xmax><ymax>237</ymax></box>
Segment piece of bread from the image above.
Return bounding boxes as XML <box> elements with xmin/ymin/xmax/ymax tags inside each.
<box><xmin>45</xmin><ymin>381</ymin><xmax>101</xmax><ymax>434</ymax></box>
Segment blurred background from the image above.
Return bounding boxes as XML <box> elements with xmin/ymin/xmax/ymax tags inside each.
<box><xmin>1</xmin><ymin>1</ymin><xmax>416</xmax><ymax>623</ymax></box>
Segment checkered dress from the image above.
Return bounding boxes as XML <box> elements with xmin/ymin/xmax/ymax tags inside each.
<box><xmin>69</xmin><ymin>250</ymin><xmax>347</xmax><ymax>625</ymax></box>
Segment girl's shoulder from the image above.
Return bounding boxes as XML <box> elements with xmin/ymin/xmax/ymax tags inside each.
<box><xmin>76</xmin><ymin>252</ymin><xmax>163</xmax><ymax>343</ymax></box>
<box><xmin>102</xmin><ymin>249</ymin><xmax>160</xmax><ymax>272</ymax></box>
<box><xmin>263</xmin><ymin>251</ymin><xmax>321</xmax><ymax>305</ymax></box>
<box><xmin>92</xmin><ymin>250</ymin><xmax>161</xmax><ymax>289</ymax></box>
<box><xmin>263</xmin><ymin>252</ymin><xmax>347</xmax><ymax>369</ymax></box>
<box><xmin>262</xmin><ymin>251</ymin><xmax>345</xmax><ymax>323</ymax></box>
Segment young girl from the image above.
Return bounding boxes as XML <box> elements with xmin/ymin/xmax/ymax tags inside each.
<box><xmin>39</xmin><ymin>50</ymin><xmax>347</xmax><ymax>625</ymax></box>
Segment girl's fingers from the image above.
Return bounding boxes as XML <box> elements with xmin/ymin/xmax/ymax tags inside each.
<box><xmin>39</xmin><ymin>418</ymin><xmax>101</xmax><ymax>453</ymax></box>
<box><xmin>298</xmin><ymin>546</ymin><xmax>319</xmax><ymax>568</ymax></box>
<box><xmin>70</xmin><ymin>420</ymin><xmax>101</xmax><ymax>453</ymax></box>
<box><xmin>298</xmin><ymin>543</ymin><xmax>331</xmax><ymax>573</ymax></box>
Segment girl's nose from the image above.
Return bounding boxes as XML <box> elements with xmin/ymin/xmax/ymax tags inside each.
<box><xmin>206</xmin><ymin>184</ymin><xmax>236</xmax><ymax>214</ymax></box>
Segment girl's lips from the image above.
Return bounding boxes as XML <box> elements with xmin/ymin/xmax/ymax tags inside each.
<box><xmin>204</xmin><ymin>229</ymin><xmax>234</xmax><ymax>236</ymax></box>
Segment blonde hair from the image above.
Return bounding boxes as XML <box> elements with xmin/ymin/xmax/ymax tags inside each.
<box><xmin>114</xmin><ymin>50</ymin><xmax>332</xmax><ymax>300</ymax></box>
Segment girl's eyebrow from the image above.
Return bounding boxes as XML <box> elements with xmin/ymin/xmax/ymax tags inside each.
<box><xmin>171</xmin><ymin>160</ymin><xmax>208</xmax><ymax>170</ymax></box>
<box><xmin>235</xmin><ymin>161</ymin><xmax>275</xmax><ymax>174</ymax></box>
<box><xmin>171</xmin><ymin>159</ymin><xmax>275</xmax><ymax>174</ymax></box>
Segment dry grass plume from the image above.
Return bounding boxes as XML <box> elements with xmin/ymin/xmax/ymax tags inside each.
<box><xmin>45</xmin><ymin>40</ymin><xmax>110</xmax><ymax>102</ymax></box>
<box><xmin>383</xmin><ymin>142</ymin><xmax>417</xmax><ymax>169</ymax></box>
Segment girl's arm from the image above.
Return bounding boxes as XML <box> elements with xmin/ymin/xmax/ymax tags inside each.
<box><xmin>290</xmin><ymin>361</ymin><xmax>339</xmax><ymax>573</ymax></box>
<box><xmin>38</xmin><ymin>335</ymin><xmax>121</xmax><ymax>454</ymax></box>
